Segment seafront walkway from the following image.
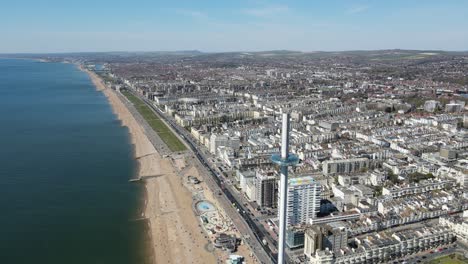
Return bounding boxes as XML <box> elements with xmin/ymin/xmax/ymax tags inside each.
<box><xmin>123</xmin><ymin>88</ymin><xmax>274</xmax><ymax>264</ymax></box>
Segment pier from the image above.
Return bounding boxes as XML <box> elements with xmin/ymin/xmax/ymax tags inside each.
<box><xmin>129</xmin><ymin>174</ymin><xmax>165</xmax><ymax>182</ymax></box>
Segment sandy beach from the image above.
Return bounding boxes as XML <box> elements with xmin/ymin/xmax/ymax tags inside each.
<box><xmin>83</xmin><ymin>68</ymin><xmax>217</xmax><ymax>264</ymax></box>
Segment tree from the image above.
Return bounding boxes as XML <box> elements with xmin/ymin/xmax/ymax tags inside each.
<box><xmin>387</xmin><ymin>170</ymin><xmax>400</xmax><ymax>184</ymax></box>
<box><xmin>374</xmin><ymin>186</ymin><xmax>383</xmax><ymax>197</ymax></box>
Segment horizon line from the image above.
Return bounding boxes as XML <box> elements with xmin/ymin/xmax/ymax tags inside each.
<box><xmin>1</xmin><ymin>48</ymin><xmax>468</xmax><ymax>55</ymax></box>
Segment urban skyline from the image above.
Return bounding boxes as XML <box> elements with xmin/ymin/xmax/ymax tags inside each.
<box><xmin>38</xmin><ymin>49</ymin><xmax>466</xmax><ymax>264</ymax></box>
<box><xmin>1</xmin><ymin>1</ymin><xmax>467</xmax><ymax>264</ymax></box>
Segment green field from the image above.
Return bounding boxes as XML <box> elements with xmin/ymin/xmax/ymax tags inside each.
<box><xmin>121</xmin><ymin>91</ymin><xmax>187</xmax><ymax>152</ymax></box>
<box><xmin>429</xmin><ymin>254</ymin><xmax>468</xmax><ymax>264</ymax></box>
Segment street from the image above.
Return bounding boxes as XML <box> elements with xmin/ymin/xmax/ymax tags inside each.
<box><xmin>131</xmin><ymin>90</ymin><xmax>278</xmax><ymax>264</ymax></box>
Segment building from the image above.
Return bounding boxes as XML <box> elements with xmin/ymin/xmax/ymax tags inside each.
<box><xmin>319</xmin><ymin>121</ymin><xmax>339</xmax><ymax>131</ymax></box>
<box><xmin>286</xmin><ymin>227</ymin><xmax>306</xmax><ymax>249</ymax></box>
<box><xmin>306</xmin><ymin>226</ymin><xmax>455</xmax><ymax>264</ymax></box>
<box><xmin>322</xmin><ymin>224</ymin><xmax>347</xmax><ymax>251</ymax></box>
<box><xmin>254</xmin><ymin>170</ymin><xmax>278</xmax><ymax>208</ymax></box>
<box><xmin>281</xmin><ymin>176</ymin><xmax>321</xmax><ymax>225</ymax></box>
<box><xmin>424</xmin><ymin>100</ymin><xmax>441</xmax><ymax>112</ymax></box>
<box><xmin>214</xmin><ymin>233</ymin><xmax>238</xmax><ymax>252</ymax></box>
<box><xmin>445</xmin><ymin>103</ymin><xmax>463</xmax><ymax>113</ymax></box>
<box><xmin>304</xmin><ymin>224</ymin><xmax>348</xmax><ymax>257</ymax></box>
<box><xmin>304</xmin><ymin>227</ymin><xmax>324</xmax><ymax>257</ymax></box>
<box><xmin>439</xmin><ymin>147</ymin><xmax>457</xmax><ymax>161</ymax></box>
<box><xmin>226</xmin><ymin>255</ymin><xmax>244</xmax><ymax>264</ymax></box>
<box><xmin>381</xmin><ymin>179</ymin><xmax>455</xmax><ymax>198</ymax></box>
<box><xmin>464</xmin><ymin>171</ymin><xmax>468</xmax><ymax>187</ymax></box>
<box><xmin>322</xmin><ymin>158</ymin><xmax>369</xmax><ymax>175</ymax></box>
<box><xmin>238</xmin><ymin>170</ymin><xmax>255</xmax><ymax>191</ymax></box>
<box><xmin>309</xmin><ymin>212</ymin><xmax>360</xmax><ymax>225</ymax></box>
<box><xmin>440</xmin><ymin>212</ymin><xmax>468</xmax><ymax>243</ymax></box>
<box><xmin>210</xmin><ymin>133</ymin><xmax>240</xmax><ymax>154</ymax></box>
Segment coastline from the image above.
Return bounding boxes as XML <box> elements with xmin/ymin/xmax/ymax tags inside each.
<box><xmin>0</xmin><ymin>57</ymin><xmax>48</xmax><ymax>62</ymax></box>
<box><xmin>80</xmin><ymin>66</ymin><xmax>218</xmax><ymax>264</ymax></box>
<box><xmin>81</xmin><ymin>66</ymin><xmax>156</xmax><ymax>263</ymax></box>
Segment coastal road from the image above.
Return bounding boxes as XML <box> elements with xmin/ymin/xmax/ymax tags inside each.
<box><xmin>128</xmin><ymin>90</ymin><xmax>276</xmax><ymax>264</ymax></box>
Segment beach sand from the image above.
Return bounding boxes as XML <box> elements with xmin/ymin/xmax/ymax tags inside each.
<box><xmin>83</xmin><ymin>68</ymin><xmax>217</xmax><ymax>264</ymax></box>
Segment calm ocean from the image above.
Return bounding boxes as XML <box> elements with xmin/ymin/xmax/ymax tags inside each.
<box><xmin>0</xmin><ymin>59</ymin><xmax>151</xmax><ymax>264</ymax></box>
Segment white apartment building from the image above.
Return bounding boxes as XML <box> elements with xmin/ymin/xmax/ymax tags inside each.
<box><xmin>381</xmin><ymin>179</ymin><xmax>455</xmax><ymax>198</ymax></box>
<box><xmin>322</xmin><ymin>158</ymin><xmax>369</xmax><ymax>175</ymax></box>
<box><xmin>280</xmin><ymin>176</ymin><xmax>321</xmax><ymax>225</ymax></box>
<box><xmin>306</xmin><ymin>226</ymin><xmax>455</xmax><ymax>264</ymax></box>
<box><xmin>209</xmin><ymin>133</ymin><xmax>240</xmax><ymax>154</ymax></box>
<box><xmin>440</xmin><ymin>212</ymin><xmax>468</xmax><ymax>243</ymax></box>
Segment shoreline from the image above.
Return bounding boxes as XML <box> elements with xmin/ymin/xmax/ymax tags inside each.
<box><xmin>0</xmin><ymin>57</ymin><xmax>48</xmax><ymax>62</ymax></box>
<box><xmin>80</xmin><ymin>65</ymin><xmax>156</xmax><ymax>263</ymax></box>
<box><xmin>80</xmin><ymin>66</ymin><xmax>218</xmax><ymax>264</ymax></box>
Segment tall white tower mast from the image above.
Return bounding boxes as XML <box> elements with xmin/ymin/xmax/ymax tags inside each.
<box><xmin>271</xmin><ymin>113</ymin><xmax>298</xmax><ymax>264</ymax></box>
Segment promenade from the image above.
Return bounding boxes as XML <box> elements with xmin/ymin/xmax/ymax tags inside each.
<box><xmin>84</xmin><ymin>68</ymin><xmax>217</xmax><ymax>264</ymax></box>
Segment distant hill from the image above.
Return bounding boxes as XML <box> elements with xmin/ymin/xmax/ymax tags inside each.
<box><xmin>2</xmin><ymin>49</ymin><xmax>467</xmax><ymax>64</ymax></box>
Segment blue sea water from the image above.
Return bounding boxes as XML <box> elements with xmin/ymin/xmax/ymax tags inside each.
<box><xmin>0</xmin><ymin>59</ymin><xmax>151</xmax><ymax>264</ymax></box>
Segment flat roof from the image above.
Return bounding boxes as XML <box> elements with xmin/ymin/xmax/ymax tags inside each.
<box><xmin>289</xmin><ymin>176</ymin><xmax>316</xmax><ymax>186</ymax></box>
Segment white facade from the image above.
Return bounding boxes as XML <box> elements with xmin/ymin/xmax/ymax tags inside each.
<box><xmin>307</xmin><ymin>226</ymin><xmax>455</xmax><ymax>264</ymax></box>
<box><xmin>424</xmin><ymin>100</ymin><xmax>441</xmax><ymax>112</ymax></box>
<box><xmin>322</xmin><ymin>158</ymin><xmax>369</xmax><ymax>175</ymax></box>
<box><xmin>382</xmin><ymin>180</ymin><xmax>455</xmax><ymax>198</ymax></box>
<box><xmin>210</xmin><ymin>134</ymin><xmax>240</xmax><ymax>154</ymax></box>
<box><xmin>280</xmin><ymin>176</ymin><xmax>321</xmax><ymax>225</ymax></box>
<box><xmin>440</xmin><ymin>214</ymin><xmax>468</xmax><ymax>243</ymax></box>
<box><xmin>238</xmin><ymin>170</ymin><xmax>255</xmax><ymax>191</ymax></box>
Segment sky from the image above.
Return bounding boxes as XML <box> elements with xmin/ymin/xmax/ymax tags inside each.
<box><xmin>1</xmin><ymin>0</ymin><xmax>467</xmax><ymax>53</ymax></box>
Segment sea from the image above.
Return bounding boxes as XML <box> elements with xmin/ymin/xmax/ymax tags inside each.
<box><xmin>0</xmin><ymin>58</ymin><xmax>151</xmax><ymax>264</ymax></box>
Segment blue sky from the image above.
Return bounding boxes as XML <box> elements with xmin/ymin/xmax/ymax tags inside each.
<box><xmin>1</xmin><ymin>0</ymin><xmax>467</xmax><ymax>53</ymax></box>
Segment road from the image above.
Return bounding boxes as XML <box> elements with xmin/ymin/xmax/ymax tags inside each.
<box><xmin>128</xmin><ymin>90</ymin><xmax>278</xmax><ymax>264</ymax></box>
<box><xmin>396</xmin><ymin>243</ymin><xmax>465</xmax><ymax>263</ymax></box>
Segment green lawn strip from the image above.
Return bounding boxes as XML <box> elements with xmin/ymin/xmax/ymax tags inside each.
<box><xmin>121</xmin><ymin>91</ymin><xmax>186</xmax><ymax>152</ymax></box>
<box><xmin>429</xmin><ymin>254</ymin><xmax>468</xmax><ymax>264</ymax></box>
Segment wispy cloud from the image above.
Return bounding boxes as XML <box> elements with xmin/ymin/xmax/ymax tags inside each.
<box><xmin>243</xmin><ymin>5</ymin><xmax>290</xmax><ymax>17</ymax></box>
<box><xmin>175</xmin><ymin>9</ymin><xmax>208</xmax><ymax>19</ymax></box>
<box><xmin>346</xmin><ymin>5</ymin><xmax>369</xmax><ymax>14</ymax></box>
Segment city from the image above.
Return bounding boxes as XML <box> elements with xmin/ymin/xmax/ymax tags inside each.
<box><xmin>37</xmin><ymin>50</ymin><xmax>468</xmax><ymax>263</ymax></box>
<box><xmin>2</xmin><ymin>1</ymin><xmax>468</xmax><ymax>264</ymax></box>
